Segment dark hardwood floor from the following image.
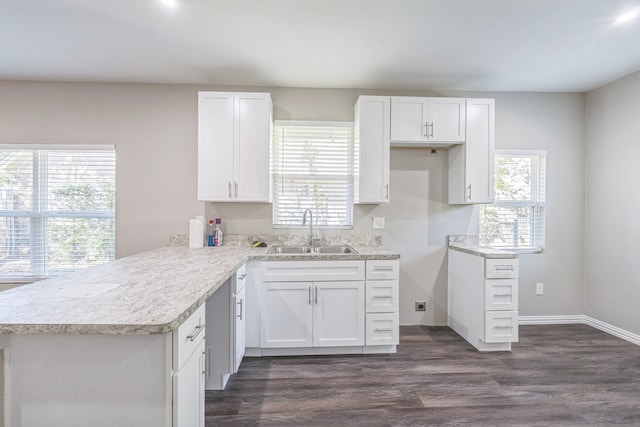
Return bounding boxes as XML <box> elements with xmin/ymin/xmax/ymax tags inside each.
<box><xmin>206</xmin><ymin>324</ymin><xmax>640</xmax><ymax>426</ymax></box>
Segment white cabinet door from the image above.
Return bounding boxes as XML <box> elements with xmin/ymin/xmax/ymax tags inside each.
<box><xmin>260</xmin><ymin>282</ymin><xmax>313</xmax><ymax>348</ymax></box>
<box><xmin>313</xmin><ymin>281</ymin><xmax>365</xmax><ymax>347</ymax></box>
<box><xmin>233</xmin><ymin>285</ymin><xmax>246</xmax><ymax>372</ymax></box>
<box><xmin>390</xmin><ymin>97</ymin><xmax>466</xmax><ymax>144</ymax></box>
<box><xmin>198</xmin><ymin>92</ymin><xmax>272</xmax><ymax>202</ymax></box>
<box><xmin>354</xmin><ymin>96</ymin><xmax>390</xmax><ymax>204</ymax></box>
<box><xmin>173</xmin><ymin>338</ymin><xmax>205</xmax><ymax>427</ymax></box>
<box><xmin>198</xmin><ymin>92</ymin><xmax>235</xmax><ymax>201</ymax></box>
<box><xmin>429</xmin><ymin>98</ymin><xmax>466</xmax><ymax>142</ymax></box>
<box><xmin>448</xmin><ymin>98</ymin><xmax>495</xmax><ymax>204</ymax></box>
<box><xmin>234</xmin><ymin>93</ymin><xmax>272</xmax><ymax>202</ymax></box>
<box><xmin>390</xmin><ymin>97</ymin><xmax>427</xmax><ymax>142</ymax></box>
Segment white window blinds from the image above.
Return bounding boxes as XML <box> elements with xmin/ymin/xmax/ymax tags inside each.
<box><xmin>0</xmin><ymin>145</ymin><xmax>116</xmax><ymax>280</ymax></box>
<box><xmin>480</xmin><ymin>151</ymin><xmax>546</xmax><ymax>252</ymax></box>
<box><xmin>272</xmin><ymin>122</ymin><xmax>354</xmax><ymax>227</ymax></box>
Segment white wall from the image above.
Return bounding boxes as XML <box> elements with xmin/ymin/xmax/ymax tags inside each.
<box><xmin>0</xmin><ymin>82</ymin><xmax>585</xmax><ymax>326</ymax></box>
<box><xmin>585</xmin><ymin>71</ymin><xmax>640</xmax><ymax>336</ymax></box>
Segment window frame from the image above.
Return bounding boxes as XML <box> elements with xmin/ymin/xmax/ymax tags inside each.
<box><xmin>480</xmin><ymin>149</ymin><xmax>546</xmax><ymax>254</ymax></box>
<box><xmin>0</xmin><ymin>144</ymin><xmax>116</xmax><ymax>282</ymax></box>
<box><xmin>271</xmin><ymin>120</ymin><xmax>355</xmax><ymax>229</ymax></box>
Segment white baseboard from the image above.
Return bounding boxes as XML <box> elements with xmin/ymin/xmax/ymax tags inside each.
<box><xmin>519</xmin><ymin>315</ymin><xmax>640</xmax><ymax>347</ymax></box>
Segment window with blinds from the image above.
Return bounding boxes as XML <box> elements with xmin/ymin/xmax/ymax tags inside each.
<box><xmin>480</xmin><ymin>150</ymin><xmax>546</xmax><ymax>252</ymax></box>
<box><xmin>272</xmin><ymin>121</ymin><xmax>354</xmax><ymax>228</ymax></box>
<box><xmin>0</xmin><ymin>145</ymin><xmax>116</xmax><ymax>280</ymax></box>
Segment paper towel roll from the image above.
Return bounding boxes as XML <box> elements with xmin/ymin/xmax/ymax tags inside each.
<box><xmin>189</xmin><ymin>218</ymin><xmax>204</xmax><ymax>248</ymax></box>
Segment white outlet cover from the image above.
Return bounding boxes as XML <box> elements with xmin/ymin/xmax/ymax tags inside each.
<box><xmin>373</xmin><ymin>217</ymin><xmax>385</xmax><ymax>229</ymax></box>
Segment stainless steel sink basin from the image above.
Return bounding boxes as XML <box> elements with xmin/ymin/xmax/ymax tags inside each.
<box><xmin>267</xmin><ymin>246</ymin><xmax>313</xmax><ymax>254</ymax></box>
<box><xmin>267</xmin><ymin>245</ymin><xmax>358</xmax><ymax>255</ymax></box>
<box><xmin>312</xmin><ymin>246</ymin><xmax>357</xmax><ymax>254</ymax></box>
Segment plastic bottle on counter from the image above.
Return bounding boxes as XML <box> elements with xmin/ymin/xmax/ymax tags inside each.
<box><xmin>207</xmin><ymin>220</ymin><xmax>215</xmax><ymax>246</ymax></box>
<box><xmin>214</xmin><ymin>218</ymin><xmax>223</xmax><ymax>246</ymax></box>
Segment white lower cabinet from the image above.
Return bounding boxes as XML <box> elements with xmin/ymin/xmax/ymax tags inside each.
<box><xmin>251</xmin><ymin>259</ymin><xmax>399</xmax><ymax>356</ymax></box>
<box><xmin>448</xmin><ymin>248</ymin><xmax>519</xmax><ymax>351</ymax></box>
<box><xmin>173</xmin><ymin>303</ymin><xmax>206</xmax><ymax>427</ymax></box>
<box><xmin>364</xmin><ymin>259</ymin><xmax>400</xmax><ymax>348</ymax></box>
<box><xmin>204</xmin><ymin>264</ymin><xmax>246</xmax><ymax>390</ymax></box>
<box><xmin>260</xmin><ymin>280</ymin><xmax>365</xmax><ymax>348</ymax></box>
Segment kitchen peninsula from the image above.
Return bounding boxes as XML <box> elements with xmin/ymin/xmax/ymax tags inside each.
<box><xmin>0</xmin><ymin>238</ymin><xmax>398</xmax><ymax>427</ymax></box>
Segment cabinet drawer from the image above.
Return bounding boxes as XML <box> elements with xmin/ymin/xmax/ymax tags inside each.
<box><xmin>365</xmin><ymin>313</ymin><xmax>399</xmax><ymax>346</ymax></box>
<box><xmin>175</xmin><ymin>303</ymin><xmax>206</xmax><ymax>370</ymax></box>
<box><xmin>366</xmin><ymin>259</ymin><xmax>399</xmax><ymax>280</ymax></box>
<box><xmin>259</xmin><ymin>260</ymin><xmax>365</xmax><ymax>282</ymax></box>
<box><xmin>484</xmin><ymin>279</ymin><xmax>518</xmax><ymax>311</ymax></box>
<box><xmin>485</xmin><ymin>258</ymin><xmax>519</xmax><ymax>279</ymax></box>
<box><xmin>484</xmin><ymin>311</ymin><xmax>518</xmax><ymax>343</ymax></box>
<box><xmin>365</xmin><ymin>280</ymin><xmax>399</xmax><ymax>313</ymax></box>
<box><xmin>235</xmin><ymin>263</ymin><xmax>247</xmax><ymax>292</ymax></box>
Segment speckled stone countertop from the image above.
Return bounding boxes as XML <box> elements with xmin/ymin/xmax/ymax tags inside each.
<box><xmin>0</xmin><ymin>241</ymin><xmax>399</xmax><ymax>335</ymax></box>
<box><xmin>447</xmin><ymin>235</ymin><xmax>518</xmax><ymax>259</ymax></box>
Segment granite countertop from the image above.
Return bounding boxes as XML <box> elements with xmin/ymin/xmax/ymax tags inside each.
<box><xmin>0</xmin><ymin>243</ymin><xmax>399</xmax><ymax>335</ymax></box>
<box><xmin>448</xmin><ymin>243</ymin><xmax>519</xmax><ymax>259</ymax></box>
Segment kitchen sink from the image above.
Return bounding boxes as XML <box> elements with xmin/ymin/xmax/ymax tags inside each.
<box><xmin>267</xmin><ymin>245</ymin><xmax>358</xmax><ymax>255</ymax></box>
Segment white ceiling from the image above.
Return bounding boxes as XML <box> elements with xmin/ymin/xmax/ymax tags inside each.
<box><xmin>2</xmin><ymin>0</ymin><xmax>640</xmax><ymax>92</ymax></box>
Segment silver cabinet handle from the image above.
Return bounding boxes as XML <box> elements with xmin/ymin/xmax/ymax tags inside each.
<box><xmin>372</xmin><ymin>295</ymin><xmax>393</xmax><ymax>299</ymax></box>
<box><xmin>424</xmin><ymin>122</ymin><xmax>429</xmax><ymax>138</ymax></box>
<box><xmin>466</xmin><ymin>184</ymin><xmax>472</xmax><ymax>200</ymax></box>
<box><xmin>234</xmin><ymin>181</ymin><xmax>239</xmax><ymax>199</ymax></box>
<box><xmin>204</xmin><ymin>347</ymin><xmax>211</xmax><ymax>376</ymax></box>
<box><xmin>315</xmin><ymin>286</ymin><xmax>318</xmax><ymax>305</ymax></box>
<box><xmin>187</xmin><ymin>323</ymin><xmax>206</xmax><ymax>341</ymax></box>
<box><xmin>494</xmin><ymin>293</ymin><xmax>513</xmax><ymax>297</ymax></box>
<box><xmin>373</xmin><ymin>266</ymin><xmax>394</xmax><ymax>271</ymax></box>
<box><xmin>228</xmin><ymin>181</ymin><xmax>232</xmax><ymax>199</ymax></box>
<box><xmin>429</xmin><ymin>122</ymin><xmax>434</xmax><ymax>137</ymax></box>
<box><xmin>308</xmin><ymin>286</ymin><xmax>312</xmax><ymax>305</ymax></box>
<box><xmin>237</xmin><ymin>299</ymin><xmax>243</xmax><ymax>320</ymax></box>
<box><xmin>385</xmin><ymin>184</ymin><xmax>389</xmax><ymax>200</ymax></box>
<box><xmin>238</xmin><ymin>273</ymin><xmax>247</xmax><ymax>280</ymax></box>
<box><xmin>375</xmin><ymin>328</ymin><xmax>393</xmax><ymax>332</ymax></box>
<box><xmin>495</xmin><ymin>266</ymin><xmax>514</xmax><ymax>271</ymax></box>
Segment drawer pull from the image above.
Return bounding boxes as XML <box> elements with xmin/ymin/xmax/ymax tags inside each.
<box><xmin>237</xmin><ymin>299</ymin><xmax>243</xmax><ymax>320</ymax></box>
<box><xmin>238</xmin><ymin>273</ymin><xmax>247</xmax><ymax>280</ymax></box>
<box><xmin>494</xmin><ymin>293</ymin><xmax>512</xmax><ymax>297</ymax></box>
<box><xmin>495</xmin><ymin>266</ymin><xmax>514</xmax><ymax>271</ymax></box>
<box><xmin>187</xmin><ymin>323</ymin><xmax>206</xmax><ymax>342</ymax></box>
<box><xmin>372</xmin><ymin>295</ymin><xmax>393</xmax><ymax>299</ymax></box>
<box><xmin>374</xmin><ymin>328</ymin><xmax>393</xmax><ymax>332</ymax></box>
<box><xmin>494</xmin><ymin>325</ymin><xmax>513</xmax><ymax>330</ymax></box>
<box><xmin>373</xmin><ymin>266</ymin><xmax>394</xmax><ymax>271</ymax></box>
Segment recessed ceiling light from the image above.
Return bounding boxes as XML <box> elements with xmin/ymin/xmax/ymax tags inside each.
<box><xmin>160</xmin><ymin>0</ymin><xmax>177</xmax><ymax>7</ymax></box>
<box><xmin>614</xmin><ymin>9</ymin><xmax>639</xmax><ymax>25</ymax></box>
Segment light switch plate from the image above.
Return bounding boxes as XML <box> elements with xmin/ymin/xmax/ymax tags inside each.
<box><xmin>372</xmin><ymin>217</ymin><xmax>385</xmax><ymax>229</ymax></box>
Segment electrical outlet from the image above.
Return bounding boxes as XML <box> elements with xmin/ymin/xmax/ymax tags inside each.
<box><xmin>415</xmin><ymin>300</ymin><xmax>426</xmax><ymax>311</ymax></box>
<box><xmin>372</xmin><ymin>217</ymin><xmax>385</xmax><ymax>229</ymax></box>
<box><xmin>536</xmin><ymin>283</ymin><xmax>544</xmax><ymax>296</ymax></box>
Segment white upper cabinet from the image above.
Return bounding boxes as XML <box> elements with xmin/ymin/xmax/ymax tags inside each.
<box><xmin>390</xmin><ymin>97</ymin><xmax>466</xmax><ymax>146</ymax></box>
<box><xmin>448</xmin><ymin>98</ymin><xmax>495</xmax><ymax>204</ymax></box>
<box><xmin>198</xmin><ymin>92</ymin><xmax>272</xmax><ymax>202</ymax></box>
<box><xmin>354</xmin><ymin>96</ymin><xmax>390</xmax><ymax>204</ymax></box>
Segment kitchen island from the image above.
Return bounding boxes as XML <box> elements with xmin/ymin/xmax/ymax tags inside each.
<box><xmin>0</xmin><ymin>241</ymin><xmax>398</xmax><ymax>427</ymax></box>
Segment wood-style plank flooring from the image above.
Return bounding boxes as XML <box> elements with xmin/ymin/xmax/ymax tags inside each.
<box><xmin>206</xmin><ymin>325</ymin><xmax>640</xmax><ymax>426</ymax></box>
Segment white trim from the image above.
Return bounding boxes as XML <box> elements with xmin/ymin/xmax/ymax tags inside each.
<box><xmin>0</xmin><ymin>144</ymin><xmax>115</xmax><ymax>151</ymax></box>
<box><xmin>496</xmin><ymin>149</ymin><xmax>547</xmax><ymax>157</ymax></box>
<box><xmin>519</xmin><ymin>315</ymin><xmax>640</xmax><ymax>347</ymax></box>
<box><xmin>273</xmin><ymin>120</ymin><xmax>353</xmax><ymax>128</ymax></box>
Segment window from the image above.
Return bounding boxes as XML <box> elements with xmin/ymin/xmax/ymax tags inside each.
<box><xmin>480</xmin><ymin>150</ymin><xmax>546</xmax><ymax>252</ymax></box>
<box><xmin>272</xmin><ymin>121</ymin><xmax>354</xmax><ymax>228</ymax></box>
<box><xmin>0</xmin><ymin>145</ymin><xmax>116</xmax><ymax>280</ymax></box>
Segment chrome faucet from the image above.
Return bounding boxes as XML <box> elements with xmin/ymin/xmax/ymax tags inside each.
<box><xmin>302</xmin><ymin>209</ymin><xmax>314</xmax><ymax>246</ymax></box>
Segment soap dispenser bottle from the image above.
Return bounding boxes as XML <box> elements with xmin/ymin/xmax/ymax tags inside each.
<box><xmin>214</xmin><ymin>218</ymin><xmax>223</xmax><ymax>246</ymax></box>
